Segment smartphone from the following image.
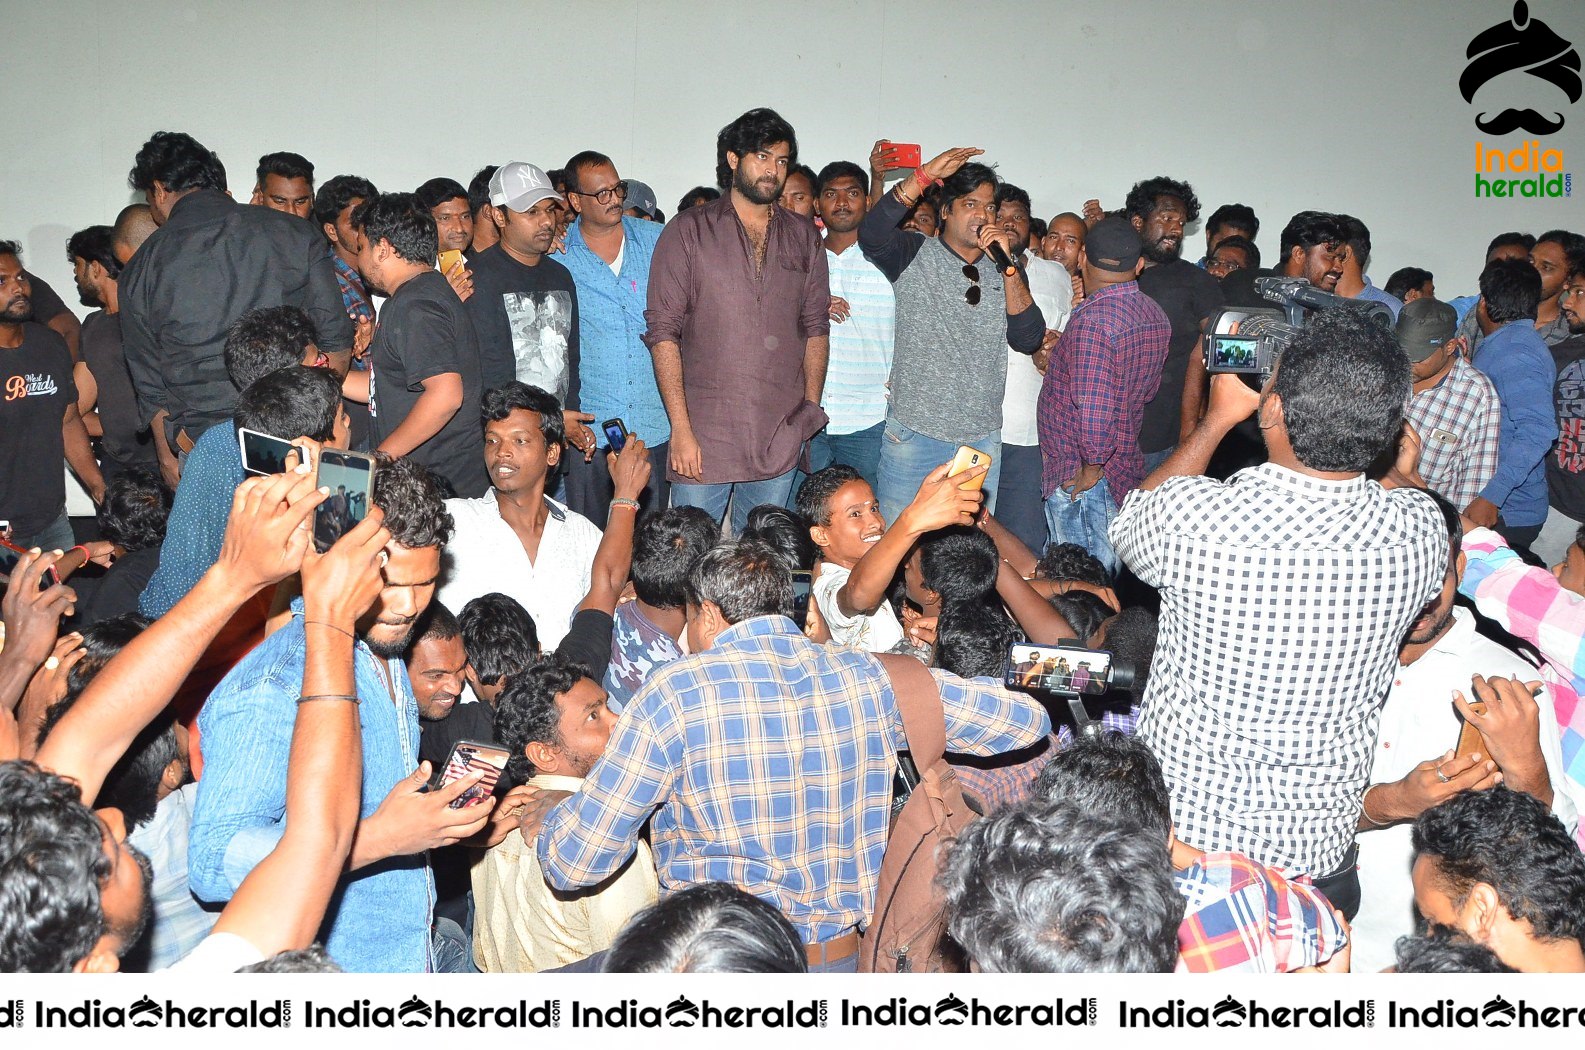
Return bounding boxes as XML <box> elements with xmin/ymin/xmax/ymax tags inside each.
<box><xmin>1004</xmin><ymin>641</ymin><xmax>1113</xmax><ymax>696</ymax></box>
<box><xmin>1454</xmin><ymin>701</ymin><xmax>1488</xmax><ymax>760</ymax></box>
<box><xmin>437</xmin><ymin>249</ymin><xmax>466</xmax><ymax>274</ymax></box>
<box><xmin>790</xmin><ymin>569</ymin><xmax>813</xmax><ymax>627</ymax></box>
<box><xmin>430</xmin><ymin>740</ymin><xmax>512</xmax><ymax>809</ymax></box>
<box><xmin>947</xmin><ymin>445</ymin><xmax>992</xmax><ymax>492</ymax></box>
<box><xmin>238</xmin><ymin>427</ymin><xmax>311</xmax><ymax>477</ymax></box>
<box><xmin>0</xmin><ymin>537</ymin><xmax>62</xmax><ymax>590</ymax></box>
<box><xmin>312</xmin><ymin>448</ymin><xmax>376</xmax><ymax>553</ymax></box>
<box><xmin>885</xmin><ymin>142</ymin><xmax>922</xmax><ymax>169</ymax></box>
<box><xmin>601</xmin><ymin>417</ymin><xmax>629</xmax><ymax>452</ymax></box>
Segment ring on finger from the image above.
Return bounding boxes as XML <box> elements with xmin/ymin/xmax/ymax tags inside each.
<box><xmin>1435</xmin><ymin>766</ymin><xmax>1451</xmax><ymax>784</ymax></box>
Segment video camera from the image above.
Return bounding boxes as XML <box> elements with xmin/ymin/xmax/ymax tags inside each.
<box><xmin>1202</xmin><ymin>276</ymin><xmax>1395</xmax><ymax>384</ymax></box>
<box><xmin>1004</xmin><ymin>641</ymin><xmax>1138</xmax><ymax>740</ymax></box>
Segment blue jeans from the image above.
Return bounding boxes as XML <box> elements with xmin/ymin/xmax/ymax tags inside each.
<box><xmin>672</xmin><ymin>465</ymin><xmax>800</xmax><ymax>536</ymax></box>
<box><xmin>996</xmin><ymin>443</ymin><xmax>1048</xmax><ymax>558</ymax></box>
<box><xmin>15</xmin><ymin>509</ymin><xmax>74</xmax><ymax>553</ymax></box>
<box><xmin>1044</xmin><ymin>477</ymin><xmax>1119</xmax><ymax>578</ymax></box>
<box><xmin>1141</xmin><ymin>447</ymin><xmax>1174</xmax><ymax>475</ymax></box>
<box><xmin>808</xmin><ymin>422</ymin><xmax>885</xmax><ymax>489</ymax></box>
<box><xmin>876</xmin><ymin>417</ymin><xmax>1002</xmax><ymax>525</ymax></box>
<box><xmin>431</xmin><ymin>916</ymin><xmax>476</xmax><ymax>973</ymax></box>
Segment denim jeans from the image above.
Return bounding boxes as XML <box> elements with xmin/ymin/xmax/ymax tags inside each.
<box><xmin>14</xmin><ymin>509</ymin><xmax>74</xmax><ymax>553</ymax></box>
<box><xmin>996</xmin><ymin>443</ymin><xmax>1049</xmax><ymax>557</ymax></box>
<box><xmin>808</xmin><ymin>422</ymin><xmax>886</xmax><ymax>490</ymax></box>
<box><xmin>875</xmin><ymin>417</ymin><xmax>1002</xmax><ymax>525</ymax></box>
<box><xmin>432</xmin><ymin>916</ymin><xmax>475</xmax><ymax>973</ymax></box>
<box><xmin>672</xmin><ymin>465</ymin><xmax>801</xmax><ymax>537</ymax></box>
<box><xmin>1044</xmin><ymin>477</ymin><xmax>1119</xmax><ymax>577</ymax></box>
<box><xmin>1141</xmin><ymin>446</ymin><xmax>1174</xmax><ymax>476</ymax></box>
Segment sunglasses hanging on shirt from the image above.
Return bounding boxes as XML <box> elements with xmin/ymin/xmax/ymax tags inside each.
<box><xmin>962</xmin><ymin>263</ymin><xmax>981</xmax><ymax>306</ymax></box>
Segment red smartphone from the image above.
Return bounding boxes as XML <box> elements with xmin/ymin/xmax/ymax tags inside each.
<box><xmin>0</xmin><ymin>536</ymin><xmax>62</xmax><ymax>589</ymax></box>
<box><xmin>886</xmin><ymin>142</ymin><xmax>923</xmax><ymax>169</ymax></box>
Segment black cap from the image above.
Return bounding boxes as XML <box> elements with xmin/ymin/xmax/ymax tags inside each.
<box><xmin>1394</xmin><ymin>298</ymin><xmax>1458</xmax><ymax>362</ymax></box>
<box><xmin>1085</xmin><ymin>217</ymin><xmax>1142</xmax><ymax>273</ymax></box>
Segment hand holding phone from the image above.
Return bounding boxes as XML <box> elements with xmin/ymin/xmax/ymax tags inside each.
<box><xmin>601</xmin><ymin>417</ymin><xmax>629</xmax><ymax>452</ymax></box>
<box><xmin>239</xmin><ymin>427</ymin><xmax>313</xmax><ymax>477</ymax></box>
<box><xmin>438</xmin><ymin>249</ymin><xmax>466</xmax><ymax>275</ymax></box>
<box><xmin>312</xmin><ymin>449</ymin><xmax>377</xmax><ymax>554</ymax></box>
<box><xmin>431</xmin><ymin>741</ymin><xmax>512</xmax><ymax>810</ymax></box>
<box><xmin>873</xmin><ymin>141</ymin><xmax>922</xmax><ymax>171</ymax></box>
<box><xmin>946</xmin><ymin>445</ymin><xmax>992</xmax><ymax>493</ymax></box>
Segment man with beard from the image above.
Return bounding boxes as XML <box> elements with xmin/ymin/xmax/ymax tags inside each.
<box><xmin>811</xmin><ymin>161</ymin><xmax>894</xmax><ymax>487</ymax></box>
<box><xmin>1351</xmin><ymin>493</ymin><xmax>1576</xmax><ymax>972</ymax></box>
<box><xmin>993</xmin><ymin>184</ymin><xmax>1072</xmax><ymax>555</ymax></box>
<box><xmin>189</xmin><ymin>456</ymin><xmax>492</xmax><ymax>973</ymax></box>
<box><xmin>645</xmin><ymin>108</ymin><xmax>830</xmax><ymax>533</ymax></box>
<box><xmin>67</xmin><ymin>225</ymin><xmax>158</xmax><ymax>485</ymax></box>
<box><xmin>1125</xmin><ymin>177</ymin><xmax>1224</xmax><ymax>473</ymax></box>
<box><xmin>859</xmin><ymin>148</ymin><xmax>1044</xmax><ymax>521</ymax></box>
<box><xmin>0</xmin><ymin>241</ymin><xmax>105</xmax><ymax>552</ymax></box>
<box><xmin>1536</xmin><ymin>256</ymin><xmax>1585</xmax><ymax>566</ymax></box>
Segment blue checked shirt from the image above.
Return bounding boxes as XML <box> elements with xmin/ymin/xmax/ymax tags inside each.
<box><xmin>559</xmin><ymin>218</ymin><xmax>670</xmax><ymax>445</ymax></box>
<box><xmin>538</xmin><ymin>616</ymin><xmax>1050</xmax><ymax>942</ymax></box>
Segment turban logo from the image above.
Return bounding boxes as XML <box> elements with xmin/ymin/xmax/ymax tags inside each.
<box><xmin>1462</xmin><ymin>1</ymin><xmax>1580</xmax><ymax>134</ymax></box>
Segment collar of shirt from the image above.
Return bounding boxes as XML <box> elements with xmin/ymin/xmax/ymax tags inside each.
<box><xmin>481</xmin><ymin>485</ymin><xmax>568</xmax><ymax>522</ymax></box>
<box><xmin>529</xmin><ymin>773</ymin><xmax>585</xmax><ymax>792</ymax></box>
<box><xmin>713</xmin><ymin>613</ymin><xmax>802</xmax><ymax>648</ymax></box>
<box><xmin>165</xmin><ymin>188</ymin><xmax>235</xmax><ymax>227</ymax></box>
<box><xmin>1241</xmin><ymin>461</ymin><xmax>1371</xmax><ymax>499</ymax></box>
<box><xmin>1068</xmin><ymin>279</ymin><xmax>1138</xmax><ymax>314</ymax></box>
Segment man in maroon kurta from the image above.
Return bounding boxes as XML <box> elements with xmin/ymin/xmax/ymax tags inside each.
<box><xmin>643</xmin><ymin>107</ymin><xmax>830</xmax><ymax>533</ymax></box>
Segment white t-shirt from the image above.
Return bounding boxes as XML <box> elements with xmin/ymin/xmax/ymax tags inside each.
<box><xmin>1001</xmin><ymin>253</ymin><xmax>1073</xmax><ymax>447</ymax></box>
<box><xmin>813</xmin><ymin>561</ymin><xmax>905</xmax><ymax>653</ymax></box>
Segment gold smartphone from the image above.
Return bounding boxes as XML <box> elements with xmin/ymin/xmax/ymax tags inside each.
<box><xmin>437</xmin><ymin>248</ymin><xmax>466</xmax><ymax>274</ymax></box>
<box><xmin>947</xmin><ymin>445</ymin><xmax>992</xmax><ymax>492</ymax></box>
<box><xmin>1454</xmin><ymin>701</ymin><xmax>1488</xmax><ymax>760</ymax></box>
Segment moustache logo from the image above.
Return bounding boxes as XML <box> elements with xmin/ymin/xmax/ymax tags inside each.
<box><xmin>1212</xmin><ymin>996</ymin><xmax>1247</xmax><ymax>1027</ymax></box>
<box><xmin>666</xmin><ymin>996</ymin><xmax>700</xmax><ymax>1026</ymax></box>
<box><xmin>397</xmin><ymin>996</ymin><xmax>433</xmax><ymax>1026</ymax></box>
<box><xmin>129</xmin><ymin>997</ymin><xmax>162</xmax><ymax>1027</ymax></box>
<box><xmin>935</xmin><ymin>993</ymin><xmax>970</xmax><ymax>1025</ymax></box>
<box><xmin>1482</xmin><ymin>995</ymin><xmax>1517</xmax><ymax>1026</ymax></box>
<box><xmin>1461</xmin><ymin>1</ymin><xmax>1580</xmax><ymax>132</ymax></box>
<box><xmin>1475</xmin><ymin>107</ymin><xmax>1567</xmax><ymax>134</ymax></box>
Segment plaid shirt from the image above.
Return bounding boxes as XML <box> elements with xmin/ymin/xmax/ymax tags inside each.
<box><xmin>1460</xmin><ymin>527</ymin><xmax>1585</xmax><ymax>849</ymax></box>
<box><xmin>1405</xmin><ymin>357</ymin><xmax>1501</xmax><ymax>512</ymax></box>
<box><xmin>537</xmin><ymin>615</ymin><xmax>1051</xmax><ymax>942</ymax></box>
<box><xmin>952</xmin><ymin>702</ymin><xmax>1141</xmax><ymax>813</ymax></box>
<box><xmin>1175</xmin><ymin>852</ymin><xmax>1348</xmax><ymax>973</ymax></box>
<box><xmin>1112</xmin><ymin>464</ymin><xmax>1445</xmax><ymax>876</ymax></box>
<box><xmin>1037</xmin><ymin>281</ymin><xmax>1170</xmax><ymax>501</ymax></box>
<box><xmin>332</xmin><ymin>252</ymin><xmax>375</xmax><ymax>325</ymax></box>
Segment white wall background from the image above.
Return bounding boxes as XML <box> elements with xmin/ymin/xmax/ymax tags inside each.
<box><xmin>3</xmin><ymin>0</ymin><xmax>1582</xmax><ymax>314</ymax></box>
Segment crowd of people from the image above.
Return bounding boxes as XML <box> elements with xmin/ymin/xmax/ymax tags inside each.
<box><xmin>3</xmin><ymin>104</ymin><xmax>1585</xmax><ymax>975</ymax></box>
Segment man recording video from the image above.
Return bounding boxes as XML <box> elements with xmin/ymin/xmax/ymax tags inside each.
<box><xmin>1111</xmin><ymin>307</ymin><xmax>1446</xmax><ymax>918</ymax></box>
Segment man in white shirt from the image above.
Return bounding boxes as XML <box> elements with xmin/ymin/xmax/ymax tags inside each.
<box><xmin>437</xmin><ymin>382</ymin><xmax>602</xmax><ymax>650</ymax></box>
<box><xmin>477</xmin><ymin>660</ymin><xmax>657</xmax><ymax>971</ymax></box>
<box><xmin>812</xmin><ymin>161</ymin><xmax>895</xmax><ymax>487</ymax></box>
<box><xmin>1353</xmin><ymin>495</ymin><xmax>1578</xmax><ymax>971</ymax></box>
<box><xmin>994</xmin><ymin>184</ymin><xmax>1072</xmax><ymax>554</ymax></box>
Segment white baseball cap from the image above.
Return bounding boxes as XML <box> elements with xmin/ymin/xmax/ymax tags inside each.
<box><xmin>488</xmin><ymin>161</ymin><xmax>562</xmax><ymax>212</ymax></box>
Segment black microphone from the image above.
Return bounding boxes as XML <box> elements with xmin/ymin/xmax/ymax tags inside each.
<box><xmin>985</xmin><ymin>240</ymin><xmax>1018</xmax><ymax>274</ymax></box>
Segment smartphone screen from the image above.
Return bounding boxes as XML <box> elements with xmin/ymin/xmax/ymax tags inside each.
<box><xmin>790</xmin><ymin>569</ymin><xmax>813</xmax><ymax>626</ymax></box>
<box><xmin>601</xmin><ymin>417</ymin><xmax>628</xmax><ymax>452</ymax></box>
<box><xmin>431</xmin><ymin>741</ymin><xmax>512</xmax><ymax>809</ymax></box>
<box><xmin>1004</xmin><ymin>642</ymin><xmax>1112</xmax><ymax>695</ymax></box>
<box><xmin>313</xmin><ymin>448</ymin><xmax>375</xmax><ymax>553</ymax></box>
<box><xmin>238</xmin><ymin>427</ymin><xmax>307</xmax><ymax>477</ymax></box>
<box><xmin>0</xmin><ymin>538</ymin><xmax>61</xmax><ymax>589</ymax></box>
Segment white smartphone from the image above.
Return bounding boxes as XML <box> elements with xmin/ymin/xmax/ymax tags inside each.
<box><xmin>237</xmin><ymin>427</ymin><xmax>312</xmax><ymax>477</ymax></box>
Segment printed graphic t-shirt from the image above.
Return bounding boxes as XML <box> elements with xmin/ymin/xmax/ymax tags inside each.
<box><xmin>1549</xmin><ymin>335</ymin><xmax>1585</xmax><ymax>520</ymax></box>
<box><xmin>464</xmin><ymin>245</ymin><xmax>582</xmax><ymax>405</ymax></box>
<box><xmin>1</xmin><ymin>323</ymin><xmax>76</xmax><ymax>537</ymax></box>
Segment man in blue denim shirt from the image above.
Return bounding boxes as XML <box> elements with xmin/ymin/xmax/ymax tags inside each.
<box><xmin>557</xmin><ymin>151</ymin><xmax>670</xmax><ymax>516</ymax></box>
<box><xmin>188</xmin><ymin>457</ymin><xmax>493</xmax><ymax>972</ymax></box>
<box><xmin>1468</xmin><ymin>258</ymin><xmax>1560</xmax><ymax>558</ymax></box>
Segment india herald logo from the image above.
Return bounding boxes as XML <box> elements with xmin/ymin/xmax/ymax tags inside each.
<box><xmin>1461</xmin><ymin>1</ymin><xmax>1581</xmax><ymax>134</ymax></box>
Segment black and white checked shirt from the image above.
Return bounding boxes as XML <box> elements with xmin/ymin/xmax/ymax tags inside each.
<box><xmin>1112</xmin><ymin>464</ymin><xmax>1446</xmax><ymax>876</ymax></box>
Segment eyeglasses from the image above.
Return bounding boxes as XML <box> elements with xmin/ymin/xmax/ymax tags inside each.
<box><xmin>569</xmin><ymin>181</ymin><xmax>629</xmax><ymax>206</ymax></box>
<box><xmin>963</xmin><ymin>264</ymin><xmax>981</xmax><ymax>306</ymax></box>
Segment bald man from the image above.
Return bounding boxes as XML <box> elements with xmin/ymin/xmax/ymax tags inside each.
<box><xmin>112</xmin><ymin>204</ymin><xmax>158</xmax><ymax>266</ymax></box>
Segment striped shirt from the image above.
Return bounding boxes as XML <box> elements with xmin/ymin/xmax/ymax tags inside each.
<box><xmin>537</xmin><ymin>615</ymin><xmax>1051</xmax><ymax>942</ymax></box>
<box><xmin>822</xmin><ymin>241</ymin><xmax>895</xmax><ymax>435</ymax></box>
<box><xmin>1112</xmin><ymin>464</ymin><xmax>1446</xmax><ymax>876</ymax></box>
<box><xmin>1405</xmin><ymin>356</ymin><xmax>1501</xmax><ymax>512</ymax></box>
<box><xmin>1460</xmin><ymin>527</ymin><xmax>1585</xmax><ymax>849</ymax></box>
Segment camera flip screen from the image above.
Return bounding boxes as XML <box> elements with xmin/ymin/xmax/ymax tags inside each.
<box><xmin>1006</xmin><ymin>643</ymin><xmax>1112</xmax><ymax>696</ymax></box>
<box><xmin>1208</xmin><ymin>334</ymin><xmax>1262</xmax><ymax>373</ymax></box>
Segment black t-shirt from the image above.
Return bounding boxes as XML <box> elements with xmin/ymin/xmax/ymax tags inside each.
<box><xmin>1548</xmin><ymin>335</ymin><xmax>1585</xmax><ymax>520</ymax></box>
<box><xmin>0</xmin><ymin>324</ymin><xmax>77</xmax><ymax>537</ymax></box>
<box><xmin>463</xmin><ymin>246</ymin><xmax>581</xmax><ymax>402</ymax></box>
<box><xmin>79</xmin><ymin>546</ymin><xmax>160</xmax><ymax>626</ymax></box>
<box><xmin>24</xmin><ymin>272</ymin><xmax>70</xmax><ymax>326</ymax></box>
<box><xmin>1136</xmin><ymin>259</ymin><xmax>1225</xmax><ymax>453</ymax></box>
<box><xmin>368</xmin><ymin>269</ymin><xmax>490</xmax><ymax>497</ymax></box>
<box><xmin>81</xmin><ymin>311</ymin><xmax>156</xmax><ymax>470</ymax></box>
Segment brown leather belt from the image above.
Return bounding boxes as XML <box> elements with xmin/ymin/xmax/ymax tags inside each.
<box><xmin>174</xmin><ymin>427</ymin><xmax>196</xmax><ymax>455</ymax></box>
<box><xmin>805</xmin><ymin>929</ymin><xmax>860</xmax><ymax>968</ymax></box>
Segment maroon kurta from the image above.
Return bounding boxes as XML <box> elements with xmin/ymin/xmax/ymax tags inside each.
<box><xmin>643</xmin><ymin>195</ymin><xmax>830</xmax><ymax>484</ymax></box>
